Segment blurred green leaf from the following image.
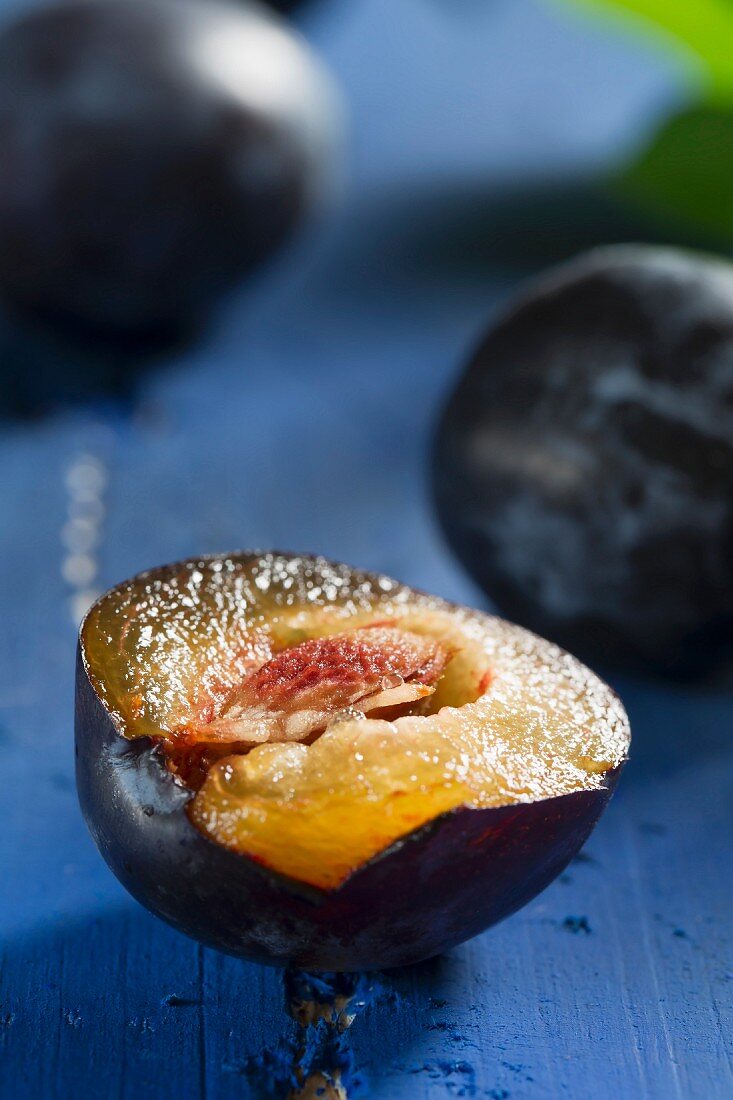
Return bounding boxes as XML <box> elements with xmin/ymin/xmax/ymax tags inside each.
<box><xmin>617</xmin><ymin>105</ymin><xmax>733</xmax><ymax>243</ymax></box>
<box><xmin>563</xmin><ymin>0</ymin><xmax>733</xmax><ymax>100</ymax></box>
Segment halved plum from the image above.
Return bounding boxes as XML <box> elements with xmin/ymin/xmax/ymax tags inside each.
<box><xmin>75</xmin><ymin>552</ymin><xmax>629</xmax><ymax>970</ymax></box>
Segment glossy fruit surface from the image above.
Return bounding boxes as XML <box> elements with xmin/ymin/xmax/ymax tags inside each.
<box><xmin>76</xmin><ymin>552</ymin><xmax>629</xmax><ymax>969</ymax></box>
<box><xmin>0</xmin><ymin>0</ymin><xmax>341</xmax><ymax>339</ymax></box>
<box><xmin>433</xmin><ymin>245</ymin><xmax>733</xmax><ymax>674</ymax></box>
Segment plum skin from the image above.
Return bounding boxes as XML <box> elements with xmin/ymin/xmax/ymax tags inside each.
<box><xmin>0</xmin><ymin>0</ymin><xmax>341</xmax><ymax>339</ymax></box>
<box><xmin>76</xmin><ymin>652</ymin><xmax>622</xmax><ymax>973</ymax></box>
<box><xmin>433</xmin><ymin>245</ymin><xmax>733</xmax><ymax>675</ymax></box>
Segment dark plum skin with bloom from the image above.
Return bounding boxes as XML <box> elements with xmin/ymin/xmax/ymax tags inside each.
<box><xmin>75</xmin><ymin>553</ymin><xmax>627</xmax><ymax>971</ymax></box>
<box><xmin>0</xmin><ymin>0</ymin><xmax>340</xmax><ymax>340</ymax></box>
<box><xmin>433</xmin><ymin>245</ymin><xmax>733</xmax><ymax>675</ymax></box>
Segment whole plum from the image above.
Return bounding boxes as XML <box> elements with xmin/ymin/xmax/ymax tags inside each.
<box><xmin>433</xmin><ymin>245</ymin><xmax>733</xmax><ymax>675</ymax></box>
<box><xmin>0</xmin><ymin>0</ymin><xmax>341</xmax><ymax>340</ymax></box>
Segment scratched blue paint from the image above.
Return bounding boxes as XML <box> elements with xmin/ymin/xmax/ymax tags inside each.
<box><xmin>0</xmin><ymin>0</ymin><xmax>731</xmax><ymax>1097</ymax></box>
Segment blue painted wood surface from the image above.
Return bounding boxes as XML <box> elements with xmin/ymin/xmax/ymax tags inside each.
<box><xmin>1</xmin><ymin>0</ymin><xmax>731</xmax><ymax>1096</ymax></box>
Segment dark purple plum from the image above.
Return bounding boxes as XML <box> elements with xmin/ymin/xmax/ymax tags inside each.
<box><xmin>0</xmin><ymin>0</ymin><xmax>341</xmax><ymax>340</ymax></box>
<box><xmin>433</xmin><ymin>245</ymin><xmax>733</xmax><ymax>674</ymax></box>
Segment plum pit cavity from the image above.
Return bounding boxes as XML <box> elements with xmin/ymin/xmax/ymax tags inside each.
<box><xmin>180</xmin><ymin>625</ymin><xmax>450</xmax><ymax>746</ymax></box>
<box><xmin>162</xmin><ymin>624</ymin><xmax>454</xmax><ymax>786</ymax></box>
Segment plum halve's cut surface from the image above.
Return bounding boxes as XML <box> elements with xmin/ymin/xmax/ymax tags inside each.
<box><xmin>76</xmin><ymin>552</ymin><xmax>629</xmax><ymax>969</ymax></box>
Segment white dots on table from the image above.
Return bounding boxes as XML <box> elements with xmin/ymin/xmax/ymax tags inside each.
<box><xmin>62</xmin><ymin>449</ymin><xmax>108</xmax><ymax>624</ymax></box>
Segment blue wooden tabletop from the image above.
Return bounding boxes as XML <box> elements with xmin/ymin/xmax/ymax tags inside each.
<box><xmin>1</xmin><ymin>0</ymin><xmax>731</xmax><ymax>1096</ymax></box>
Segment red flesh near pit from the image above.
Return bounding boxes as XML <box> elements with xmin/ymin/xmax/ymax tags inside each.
<box><xmin>175</xmin><ymin>626</ymin><xmax>450</xmax><ymax>750</ymax></box>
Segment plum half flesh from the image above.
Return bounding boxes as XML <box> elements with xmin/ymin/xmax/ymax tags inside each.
<box><xmin>76</xmin><ymin>552</ymin><xmax>629</xmax><ymax>968</ymax></box>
